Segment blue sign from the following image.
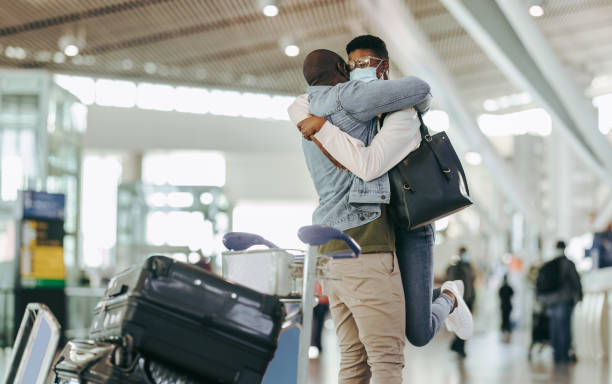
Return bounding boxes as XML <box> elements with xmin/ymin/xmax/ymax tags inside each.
<box><xmin>22</xmin><ymin>191</ymin><xmax>65</xmax><ymax>220</ymax></box>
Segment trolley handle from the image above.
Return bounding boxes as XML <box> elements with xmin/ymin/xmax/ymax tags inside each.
<box><xmin>222</xmin><ymin>232</ymin><xmax>278</xmax><ymax>251</ymax></box>
<box><xmin>297</xmin><ymin>225</ymin><xmax>361</xmax><ymax>259</ymax></box>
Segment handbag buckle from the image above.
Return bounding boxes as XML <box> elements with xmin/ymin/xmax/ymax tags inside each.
<box><xmin>443</xmin><ymin>169</ymin><xmax>451</xmax><ymax>174</ymax></box>
<box><xmin>403</xmin><ymin>184</ymin><xmax>414</xmax><ymax>192</ymax></box>
<box><xmin>424</xmin><ymin>134</ymin><xmax>432</xmax><ymax>142</ymax></box>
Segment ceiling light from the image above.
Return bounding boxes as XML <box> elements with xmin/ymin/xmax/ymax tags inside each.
<box><xmin>121</xmin><ymin>59</ymin><xmax>134</xmax><ymax>70</ymax></box>
<box><xmin>263</xmin><ymin>5</ymin><xmax>278</xmax><ymax>16</ymax></box>
<box><xmin>279</xmin><ymin>36</ymin><xmax>299</xmax><ymax>57</ymax></box>
<box><xmin>465</xmin><ymin>152</ymin><xmax>482</xmax><ymax>166</ymax></box>
<box><xmin>5</xmin><ymin>46</ymin><xmax>27</xmax><ymax>60</ymax></box>
<box><xmin>53</xmin><ymin>52</ymin><xmax>66</xmax><ymax>64</ymax></box>
<box><xmin>58</xmin><ymin>32</ymin><xmax>86</xmax><ymax>58</ymax></box>
<box><xmin>34</xmin><ymin>51</ymin><xmax>52</xmax><ymax>62</ymax></box>
<box><xmin>284</xmin><ymin>44</ymin><xmax>300</xmax><ymax>57</ymax></box>
<box><xmin>64</xmin><ymin>44</ymin><xmax>79</xmax><ymax>57</ymax></box>
<box><xmin>258</xmin><ymin>0</ymin><xmax>279</xmax><ymax>17</ymax></box>
<box><xmin>144</xmin><ymin>62</ymin><xmax>157</xmax><ymax>74</ymax></box>
<box><xmin>529</xmin><ymin>4</ymin><xmax>544</xmax><ymax>17</ymax></box>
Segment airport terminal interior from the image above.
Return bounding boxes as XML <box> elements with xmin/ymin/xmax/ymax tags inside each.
<box><xmin>1</xmin><ymin>0</ymin><xmax>612</xmax><ymax>383</ymax></box>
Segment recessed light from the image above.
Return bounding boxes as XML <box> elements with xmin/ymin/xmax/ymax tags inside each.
<box><xmin>529</xmin><ymin>4</ymin><xmax>544</xmax><ymax>17</ymax></box>
<box><xmin>262</xmin><ymin>4</ymin><xmax>278</xmax><ymax>17</ymax></box>
<box><xmin>64</xmin><ymin>44</ymin><xmax>79</xmax><ymax>57</ymax></box>
<box><xmin>284</xmin><ymin>44</ymin><xmax>299</xmax><ymax>57</ymax></box>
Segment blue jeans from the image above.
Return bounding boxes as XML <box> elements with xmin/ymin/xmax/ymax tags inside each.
<box><xmin>546</xmin><ymin>301</ymin><xmax>574</xmax><ymax>362</ymax></box>
<box><xmin>395</xmin><ymin>225</ymin><xmax>454</xmax><ymax>347</ymax></box>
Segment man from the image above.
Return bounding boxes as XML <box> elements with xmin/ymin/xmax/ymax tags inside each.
<box><xmin>446</xmin><ymin>246</ymin><xmax>476</xmax><ymax>357</ymax></box>
<box><xmin>288</xmin><ymin>48</ymin><xmax>426</xmax><ymax>384</ymax></box>
<box><xmin>292</xmin><ymin>35</ymin><xmax>472</xmax><ymax>350</ymax></box>
<box><xmin>536</xmin><ymin>241</ymin><xmax>583</xmax><ymax>363</ymax></box>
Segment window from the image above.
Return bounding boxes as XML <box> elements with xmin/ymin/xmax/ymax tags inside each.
<box><xmin>232</xmin><ymin>201</ymin><xmax>317</xmax><ymax>250</ymax></box>
<box><xmin>80</xmin><ymin>154</ymin><xmax>122</xmax><ymax>268</ymax></box>
<box><xmin>142</xmin><ymin>151</ymin><xmax>225</xmax><ymax>187</ymax></box>
<box><xmin>54</xmin><ymin>75</ymin><xmax>292</xmax><ymax>120</ymax></box>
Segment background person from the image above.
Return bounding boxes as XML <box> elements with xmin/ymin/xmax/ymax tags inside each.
<box><xmin>536</xmin><ymin>240</ymin><xmax>583</xmax><ymax>363</ymax></box>
<box><xmin>499</xmin><ymin>274</ymin><xmax>514</xmax><ymax>343</ymax></box>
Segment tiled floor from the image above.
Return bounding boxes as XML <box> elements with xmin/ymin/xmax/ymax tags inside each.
<box><xmin>308</xmin><ymin>325</ymin><xmax>610</xmax><ymax>384</ymax></box>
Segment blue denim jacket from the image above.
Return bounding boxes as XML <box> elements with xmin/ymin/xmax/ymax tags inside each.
<box><xmin>302</xmin><ymin>76</ymin><xmax>432</xmax><ymax>231</ymax></box>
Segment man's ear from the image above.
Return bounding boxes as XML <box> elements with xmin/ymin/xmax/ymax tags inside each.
<box><xmin>337</xmin><ymin>61</ymin><xmax>350</xmax><ymax>80</ymax></box>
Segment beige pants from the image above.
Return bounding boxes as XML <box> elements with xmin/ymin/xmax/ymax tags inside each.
<box><xmin>326</xmin><ymin>252</ymin><xmax>406</xmax><ymax>384</ymax></box>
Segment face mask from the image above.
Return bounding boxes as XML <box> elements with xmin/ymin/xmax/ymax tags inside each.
<box><xmin>461</xmin><ymin>252</ymin><xmax>471</xmax><ymax>262</ymax></box>
<box><xmin>350</xmin><ymin>66</ymin><xmax>379</xmax><ymax>82</ymax></box>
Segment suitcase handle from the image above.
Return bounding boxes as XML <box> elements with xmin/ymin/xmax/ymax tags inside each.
<box><xmin>222</xmin><ymin>232</ymin><xmax>279</xmax><ymax>251</ymax></box>
<box><xmin>107</xmin><ymin>282</ymin><xmax>129</xmax><ymax>297</ymax></box>
<box><xmin>297</xmin><ymin>225</ymin><xmax>361</xmax><ymax>258</ymax></box>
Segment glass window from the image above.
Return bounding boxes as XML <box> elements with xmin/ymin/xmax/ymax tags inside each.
<box><xmin>80</xmin><ymin>154</ymin><xmax>122</xmax><ymax>268</ymax></box>
<box><xmin>141</xmin><ymin>151</ymin><xmax>225</xmax><ymax>187</ymax></box>
<box><xmin>54</xmin><ymin>75</ymin><xmax>95</xmax><ymax>105</ymax></box>
<box><xmin>232</xmin><ymin>201</ymin><xmax>317</xmax><ymax>250</ymax></box>
<box><xmin>175</xmin><ymin>87</ymin><xmax>211</xmax><ymax>114</ymax></box>
<box><xmin>95</xmin><ymin>79</ymin><xmax>136</xmax><ymax>108</ymax></box>
<box><xmin>136</xmin><ymin>83</ymin><xmax>175</xmax><ymax>111</ymax></box>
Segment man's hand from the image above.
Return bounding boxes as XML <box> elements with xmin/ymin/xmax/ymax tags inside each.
<box><xmin>297</xmin><ymin>115</ymin><xmax>326</xmax><ymax>140</ymax></box>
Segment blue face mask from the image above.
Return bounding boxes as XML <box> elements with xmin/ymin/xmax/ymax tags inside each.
<box><xmin>350</xmin><ymin>67</ymin><xmax>379</xmax><ymax>82</ymax></box>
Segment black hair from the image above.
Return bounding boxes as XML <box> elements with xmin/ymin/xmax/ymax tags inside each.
<box><xmin>346</xmin><ymin>35</ymin><xmax>389</xmax><ymax>60</ymax></box>
<box><xmin>302</xmin><ymin>49</ymin><xmax>348</xmax><ymax>86</ymax></box>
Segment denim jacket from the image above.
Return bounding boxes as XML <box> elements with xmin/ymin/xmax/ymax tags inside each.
<box><xmin>302</xmin><ymin>76</ymin><xmax>432</xmax><ymax>231</ymax></box>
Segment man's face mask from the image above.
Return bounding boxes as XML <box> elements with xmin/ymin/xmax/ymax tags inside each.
<box><xmin>348</xmin><ymin>56</ymin><xmax>386</xmax><ymax>82</ymax></box>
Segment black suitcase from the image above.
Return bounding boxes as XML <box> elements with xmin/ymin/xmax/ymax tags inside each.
<box><xmin>89</xmin><ymin>255</ymin><xmax>285</xmax><ymax>383</ymax></box>
<box><xmin>53</xmin><ymin>339</ymin><xmax>201</xmax><ymax>384</ymax></box>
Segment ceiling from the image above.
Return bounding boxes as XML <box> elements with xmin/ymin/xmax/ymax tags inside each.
<box><xmin>0</xmin><ymin>0</ymin><xmax>611</xmax><ymax>113</ymax></box>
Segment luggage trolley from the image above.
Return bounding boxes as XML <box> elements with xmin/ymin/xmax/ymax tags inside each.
<box><xmin>222</xmin><ymin>225</ymin><xmax>361</xmax><ymax>384</ymax></box>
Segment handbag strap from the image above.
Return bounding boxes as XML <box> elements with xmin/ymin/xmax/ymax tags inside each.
<box><xmin>416</xmin><ymin>111</ymin><xmax>452</xmax><ymax>180</ymax></box>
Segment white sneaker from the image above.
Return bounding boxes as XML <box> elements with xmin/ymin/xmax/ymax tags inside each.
<box><xmin>308</xmin><ymin>346</ymin><xmax>320</xmax><ymax>359</ymax></box>
<box><xmin>442</xmin><ymin>280</ymin><xmax>473</xmax><ymax>340</ymax></box>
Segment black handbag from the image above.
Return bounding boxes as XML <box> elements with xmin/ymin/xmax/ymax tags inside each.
<box><xmin>387</xmin><ymin>111</ymin><xmax>472</xmax><ymax>230</ymax></box>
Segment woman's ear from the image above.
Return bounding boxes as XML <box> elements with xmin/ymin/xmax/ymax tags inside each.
<box><xmin>378</xmin><ymin>60</ymin><xmax>390</xmax><ymax>80</ymax></box>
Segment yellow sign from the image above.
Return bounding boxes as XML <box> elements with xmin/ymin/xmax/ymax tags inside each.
<box><xmin>20</xmin><ymin>219</ymin><xmax>65</xmax><ymax>283</ymax></box>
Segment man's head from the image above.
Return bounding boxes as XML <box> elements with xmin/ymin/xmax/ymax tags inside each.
<box><xmin>556</xmin><ymin>240</ymin><xmax>567</xmax><ymax>252</ymax></box>
<box><xmin>345</xmin><ymin>35</ymin><xmax>390</xmax><ymax>80</ymax></box>
<box><xmin>302</xmin><ymin>49</ymin><xmax>349</xmax><ymax>86</ymax></box>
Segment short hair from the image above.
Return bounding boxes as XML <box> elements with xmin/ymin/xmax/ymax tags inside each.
<box><xmin>346</xmin><ymin>35</ymin><xmax>389</xmax><ymax>60</ymax></box>
<box><xmin>458</xmin><ymin>246</ymin><xmax>467</xmax><ymax>254</ymax></box>
<box><xmin>302</xmin><ymin>49</ymin><xmax>345</xmax><ymax>86</ymax></box>
<box><xmin>556</xmin><ymin>240</ymin><xmax>567</xmax><ymax>250</ymax></box>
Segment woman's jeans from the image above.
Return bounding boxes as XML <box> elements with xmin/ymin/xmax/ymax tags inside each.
<box><xmin>395</xmin><ymin>224</ymin><xmax>454</xmax><ymax>347</ymax></box>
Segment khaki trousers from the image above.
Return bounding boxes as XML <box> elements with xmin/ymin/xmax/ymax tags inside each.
<box><xmin>326</xmin><ymin>252</ymin><xmax>405</xmax><ymax>384</ymax></box>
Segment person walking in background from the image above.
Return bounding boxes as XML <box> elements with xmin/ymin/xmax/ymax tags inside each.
<box><xmin>536</xmin><ymin>240</ymin><xmax>583</xmax><ymax>363</ymax></box>
<box><xmin>309</xmin><ymin>281</ymin><xmax>329</xmax><ymax>359</ymax></box>
<box><xmin>446</xmin><ymin>246</ymin><xmax>476</xmax><ymax>358</ymax></box>
<box><xmin>499</xmin><ymin>274</ymin><xmax>514</xmax><ymax>343</ymax></box>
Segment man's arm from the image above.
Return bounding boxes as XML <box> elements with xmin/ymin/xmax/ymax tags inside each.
<box><xmin>287</xmin><ymin>95</ymin><xmax>347</xmax><ymax>170</ymax></box>
<box><xmin>311</xmin><ymin>108</ymin><xmax>421</xmax><ymax>181</ymax></box>
<box><xmin>339</xmin><ymin>76</ymin><xmax>432</xmax><ymax>122</ymax></box>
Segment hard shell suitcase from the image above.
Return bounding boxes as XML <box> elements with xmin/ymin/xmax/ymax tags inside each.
<box><xmin>89</xmin><ymin>255</ymin><xmax>285</xmax><ymax>383</ymax></box>
<box><xmin>53</xmin><ymin>339</ymin><xmax>200</xmax><ymax>384</ymax></box>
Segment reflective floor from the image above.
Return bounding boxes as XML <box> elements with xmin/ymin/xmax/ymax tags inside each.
<box><xmin>308</xmin><ymin>324</ymin><xmax>610</xmax><ymax>384</ymax></box>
